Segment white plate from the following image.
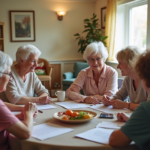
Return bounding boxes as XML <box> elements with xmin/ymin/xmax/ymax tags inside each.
<box><xmin>53</xmin><ymin>110</ymin><xmax>97</xmax><ymax>123</ymax></box>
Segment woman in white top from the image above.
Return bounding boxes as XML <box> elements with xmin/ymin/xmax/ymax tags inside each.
<box><xmin>102</xmin><ymin>46</ymin><xmax>148</xmax><ymax>111</ymax></box>
<box><xmin>0</xmin><ymin>44</ymin><xmax>51</xmax><ymax>104</ymax></box>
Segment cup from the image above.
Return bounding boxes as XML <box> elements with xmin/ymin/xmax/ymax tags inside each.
<box><xmin>55</xmin><ymin>91</ymin><xmax>65</xmax><ymax>102</ymax></box>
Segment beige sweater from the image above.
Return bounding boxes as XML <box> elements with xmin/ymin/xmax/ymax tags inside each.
<box><xmin>0</xmin><ymin>66</ymin><xmax>49</xmax><ymax>104</ymax></box>
<box><xmin>114</xmin><ymin>76</ymin><xmax>149</xmax><ymax>103</ymax></box>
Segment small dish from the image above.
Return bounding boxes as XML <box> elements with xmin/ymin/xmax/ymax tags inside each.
<box><xmin>53</xmin><ymin>110</ymin><xmax>97</xmax><ymax>124</ymax></box>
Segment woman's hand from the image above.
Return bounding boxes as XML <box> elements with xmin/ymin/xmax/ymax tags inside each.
<box><xmin>117</xmin><ymin>112</ymin><xmax>129</xmax><ymax>122</ymax></box>
<box><xmin>21</xmin><ymin>102</ymin><xmax>37</xmax><ymax>118</ymax></box>
<box><xmin>101</xmin><ymin>95</ymin><xmax>111</xmax><ymax>106</ymax></box>
<box><xmin>84</xmin><ymin>96</ymin><xmax>100</xmax><ymax>104</ymax></box>
<box><xmin>110</xmin><ymin>99</ymin><xmax>126</xmax><ymax>109</ymax></box>
<box><xmin>38</xmin><ymin>96</ymin><xmax>51</xmax><ymax>104</ymax></box>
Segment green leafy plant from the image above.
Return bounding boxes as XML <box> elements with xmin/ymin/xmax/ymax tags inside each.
<box><xmin>74</xmin><ymin>13</ymin><xmax>108</xmax><ymax>54</ymax></box>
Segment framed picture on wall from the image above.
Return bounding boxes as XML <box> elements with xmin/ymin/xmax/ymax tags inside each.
<box><xmin>101</xmin><ymin>7</ymin><xmax>107</xmax><ymax>29</ymax></box>
<box><xmin>9</xmin><ymin>10</ymin><xmax>35</xmax><ymax>42</ymax></box>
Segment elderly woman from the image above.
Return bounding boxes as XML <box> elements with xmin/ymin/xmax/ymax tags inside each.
<box><xmin>102</xmin><ymin>46</ymin><xmax>148</xmax><ymax>111</ymax></box>
<box><xmin>0</xmin><ymin>44</ymin><xmax>51</xmax><ymax>104</ymax></box>
<box><xmin>109</xmin><ymin>51</ymin><xmax>150</xmax><ymax>149</ymax></box>
<box><xmin>66</xmin><ymin>42</ymin><xmax>118</xmax><ymax>104</ymax></box>
<box><xmin>0</xmin><ymin>51</ymin><xmax>37</xmax><ymax>150</ymax></box>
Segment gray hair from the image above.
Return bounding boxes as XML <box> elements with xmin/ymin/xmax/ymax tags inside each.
<box><xmin>117</xmin><ymin>46</ymin><xmax>143</xmax><ymax>69</ymax></box>
<box><xmin>0</xmin><ymin>51</ymin><xmax>13</xmax><ymax>77</ymax></box>
<box><xmin>16</xmin><ymin>44</ymin><xmax>41</xmax><ymax>63</ymax></box>
<box><xmin>83</xmin><ymin>42</ymin><xmax>108</xmax><ymax>61</ymax></box>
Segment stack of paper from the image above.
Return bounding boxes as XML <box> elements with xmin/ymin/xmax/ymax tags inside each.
<box><xmin>36</xmin><ymin>104</ymin><xmax>57</xmax><ymax>110</ymax></box>
<box><xmin>90</xmin><ymin>104</ymin><xmax>132</xmax><ymax>114</ymax></box>
<box><xmin>32</xmin><ymin>123</ymin><xmax>73</xmax><ymax>140</ymax></box>
<box><xmin>55</xmin><ymin>101</ymin><xmax>89</xmax><ymax>109</ymax></box>
<box><xmin>75</xmin><ymin>128</ymin><xmax>113</xmax><ymax>144</ymax></box>
<box><xmin>96</xmin><ymin>121</ymin><xmax>125</xmax><ymax>129</ymax></box>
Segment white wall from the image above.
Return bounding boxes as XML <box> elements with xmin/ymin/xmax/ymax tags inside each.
<box><xmin>0</xmin><ymin>0</ymin><xmax>95</xmax><ymax>61</ymax></box>
<box><xmin>95</xmin><ymin>0</ymin><xmax>107</xmax><ymax>26</ymax></box>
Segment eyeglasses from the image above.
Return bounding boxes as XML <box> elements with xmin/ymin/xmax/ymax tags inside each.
<box><xmin>88</xmin><ymin>57</ymin><xmax>102</xmax><ymax>63</ymax></box>
<box><xmin>0</xmin><ymin>72</ymin><xmax>13</xmax><ymax>79</ymax></box>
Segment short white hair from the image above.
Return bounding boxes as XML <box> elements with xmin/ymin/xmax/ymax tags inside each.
<box><xmin>117</xmin><ymin>46</ymin><xmax>142</xmax><ymax>68</ymax></box>
<box><xmin>83</xmin><ymin>42</ymin><xmax>108</xmax><ymax>61</ymax></box>
<box><xmin>0</xmin><ymin>51</ymin><xmax>13</xmax><ymax>77</ymax></box>
<box><xmin>16</xmin><ymin>44</ymin><xmax>41</xmax><ymax>63</ymax></box>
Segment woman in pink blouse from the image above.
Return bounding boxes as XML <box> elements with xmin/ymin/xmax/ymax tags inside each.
<box><xmin>0</xmin><ymin>51</ymin><xmax>37</xmax><ymax>150</ymax></box>
<box><xmin>66</xmin><ymin>42</ymin><xmax>118</xmax><ymax>104</ymax></box>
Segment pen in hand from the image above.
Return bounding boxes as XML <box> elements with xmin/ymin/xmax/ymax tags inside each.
<box><xmin>38</xmin><ymin>110</ymin><xmax>43</xmax><ymax>113</ymax></box>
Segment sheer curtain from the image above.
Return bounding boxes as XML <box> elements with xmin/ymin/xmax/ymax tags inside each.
<box><xmin>105</xmin><ymin>0</ymin><xmax>117</xmax><ymax>61</ymax></box>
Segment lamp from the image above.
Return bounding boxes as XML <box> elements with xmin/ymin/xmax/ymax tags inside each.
<box><xmin>56</xmin><ymin>11</ymin><xmax>66</xmax><ymax>21</ymax></box>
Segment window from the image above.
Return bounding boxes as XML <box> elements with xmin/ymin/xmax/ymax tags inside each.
<box><xmin>114</xmin><ymin>0</ymin><xmax>147</xmax><ymax>60</ymax></box>
<box><xmin>129</xmin><ymin>3</ymin><xmax>147</xmax><ymax>51</ymax></box>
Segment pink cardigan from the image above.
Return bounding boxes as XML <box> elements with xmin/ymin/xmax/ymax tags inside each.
<box><xmin>66</xmin><ymin>64</ymin><xmax>118</xmax><ymax>103</ymax></box>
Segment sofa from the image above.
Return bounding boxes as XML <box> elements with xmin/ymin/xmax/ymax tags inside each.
<box><xmin>62</xmin><ymin>62</ymin><xmax>89</xmax><ymax>91</ymax></box>
<box><xmin>62</xmin><ymin>62</ymin><xmax>124</xmax><ymax>91</ymax></box>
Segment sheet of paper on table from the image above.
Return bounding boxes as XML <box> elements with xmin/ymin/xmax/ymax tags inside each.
<box><xmin>75</xmin><ymin>128</ymin><xmax>113</xmax><ymax>144</ymax></box>
<box><xmin>11</xmin><ymin>111</ymin><xmax>21</xmax><ymax>115</ymax></box>
<box><xmin>36</xmin><ymin>104</ymin><xmax>57</xmax><ymax>110</ymax></box>
<box><xmin>96</xmin><ymin>121</ymin><xmax>125</xmax><ymax>129</ymax></box>
<box><xmin>55</xmin><ymin>101</ymin><xmax>90</xmax><ymax>109</ymax></box>
<box><xmin>90</xmin><ymin>104</ymin><xmax>132</xmax><ymax>114</ymax></box>
<box><xmin>32</xmin><ymin>123</ymin><xmax>74</xmax><ymax>141</ymax></box>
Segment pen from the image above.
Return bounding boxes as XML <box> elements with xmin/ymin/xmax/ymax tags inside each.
<box><xmin>38</xmin><ymin>110</ymin><xmax>43</xmax><ymax>113</ymax></box>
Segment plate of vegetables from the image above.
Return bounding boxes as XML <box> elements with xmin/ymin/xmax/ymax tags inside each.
<box><xmin>53</xmin><ymin>109</ymin><xmax>97</xmax><ymax>123</ymax></box>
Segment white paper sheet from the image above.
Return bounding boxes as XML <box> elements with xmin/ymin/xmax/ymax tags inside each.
<box><xmin>75</xmin><ymin>128</ymin><xmax>113</xmax><ymax>144</ymax></box>
<box><xmin>11</xmin><ymin>111</ymin><xmax>21</xmax><ymax>115</ymax></box>
<box><xmin>90</xmin><ymin>104</ymin><xmax>132</xmax><ymax>114</ymax></box>
<box><xmin>36</xmin><ymin>104</ymin><xmax>57</xmax><ymax>110</ymax></box>
<box><xmin>32</xmin><ymin>123</ymin><xmax>73</xmax><ymax>141</ymax></box>
<box><xmin>96</xmin><ymin>121</ymin><xmax>125</xmax><ymax>129</ymax></box>
<box><xmin>55</xmin><ymin>101</ymin><xmax>90</xmax><ymax>109</ymax></box>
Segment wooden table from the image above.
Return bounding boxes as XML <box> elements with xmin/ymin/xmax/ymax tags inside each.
<box><xmin>20</xmin><ymin>98</ymin><xmax>138</xmax><ymax>150</ymax></box>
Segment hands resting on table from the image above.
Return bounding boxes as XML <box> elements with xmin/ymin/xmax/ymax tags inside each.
<box><xmin>101</xmin><ymin>95</ymin><xmax>130</xmax><ymax>122</ymax></box>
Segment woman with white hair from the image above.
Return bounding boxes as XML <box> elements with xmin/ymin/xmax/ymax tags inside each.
<box><xmin>0</xmin><ymin>44</ymin><xmax>51</xmax><ymax>104</ymax></box>
<box><xmin>66</xmin><ymin>42</ymin><xmax>118</xmax><ymax>104</ymax></box>
<box><xmin>0</xmin><ymin>51</ymin><xmax>37</xmax><ymax>149</ymax></box>
<box><xmin>102</xmin><ymin>46</ymin><xmax>148</xmax><ymax>111</ymax></box>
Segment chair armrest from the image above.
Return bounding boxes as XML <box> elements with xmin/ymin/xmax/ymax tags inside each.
<box><xmin>63</xmin><ymin>72</ymin><xmax>74</xmax><ymax>79</ymax></box>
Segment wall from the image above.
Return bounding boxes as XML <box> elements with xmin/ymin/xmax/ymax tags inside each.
<box><xmin>94</xmin><ymin>0</ymin><xmax>123</xmax><ymax>78</ymax></box>
<box><xmin>95</xmin><ymin>0</ymin><xmax>107</xmax><ymax>26</ymax></box>
<box><xmin>0</xmin><ymin>0</ymin><xmax>95</xmax><ymax>61</ymax></box>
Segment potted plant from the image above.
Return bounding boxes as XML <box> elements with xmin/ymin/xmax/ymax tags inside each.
<box><xmin>74</xmin><ymin>13</ymin><xmax>108</xmax><ymax>54</ymax></box>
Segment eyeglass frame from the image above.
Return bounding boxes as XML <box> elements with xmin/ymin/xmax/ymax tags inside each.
<box><xmin>0</xmin><ymin>72</ymin><xmax>13</xmax><ymax>79</ymax></box>
<box><xmin>88</xmin><ymin>57</ymin><xmax>103</xmax><ymax>63</ymax></box>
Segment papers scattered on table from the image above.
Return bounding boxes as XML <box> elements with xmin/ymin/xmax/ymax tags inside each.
<box><xmin>55</xmin><ymin>101</ymin><xmax>90</xmax><ymax>109</ymax></box>
<box><xmin>96</xmin><ymin>121</ymin><xmax>125</xmax><ymax>129</ymax></box>
<box><xmin>90</xmin><ymin>104</ymin><xmax>132</xmax><ymax>114</ymax></box>
<box><xmin>75</xmin><ymin>128</ymin><xmax>113</xmax><ymax>144</ymax></box>
<box><xmin>36</xmin><ymin>104</ymin><xmax>57</xmax><ymax>110</ymax></box>
<box><xmin>32</xmin><ymin>123</ymin><xmax>73</xmax><ymax>141</ymax></box>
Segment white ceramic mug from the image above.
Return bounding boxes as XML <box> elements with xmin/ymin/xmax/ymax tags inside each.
<box><xmin>55</xmin><ymin>91</ymin><xmax>65</xmax><ymax>102</ymax></box>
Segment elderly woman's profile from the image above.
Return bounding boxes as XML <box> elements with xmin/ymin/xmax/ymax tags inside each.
<box><xmin>0</xmin><ymin>51</ymin><xmax>37</xmax><ymax>149</ymax></box>
<box><xmin>102</xmin><ymin>46</ymin><xmax>148</xmax><ymax>111</ymax></box>
<box><xmin>0</xmin><ymin>44</ymin><xmax>51</xmax><ymax>104</ymax></box>
<box><xmin>66</xmin><ymin>41</ymin><xmax>118</xmax><ymax>104</ymax></box>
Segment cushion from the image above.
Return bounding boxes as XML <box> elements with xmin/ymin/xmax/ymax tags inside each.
<box><xmin>74</xmin><ymin>62</ymin><xmax>89</xmax><ymax>78</ymax></box>
<box><xmin>35</xmin><ymin>62</ymin><xmax>46</xmax><ymax>75</ymax></box>
<box><xmin>62</xmin><ymin>78</ymin><xmax>76</xmax><ymax>85</ymax></box>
